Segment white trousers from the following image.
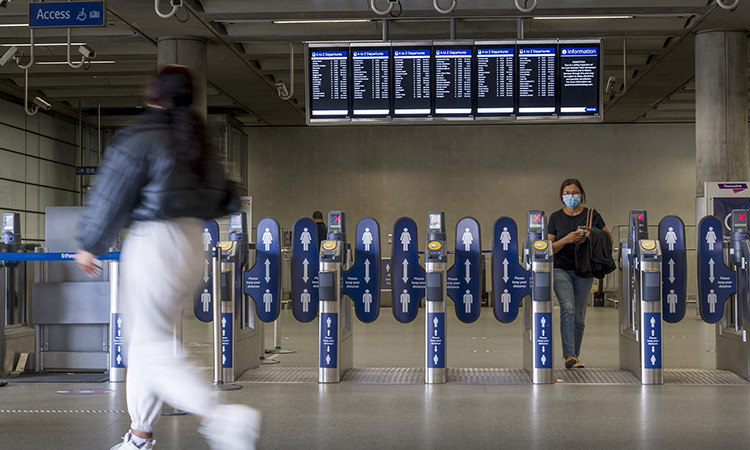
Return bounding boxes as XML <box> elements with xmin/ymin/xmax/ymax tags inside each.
<box><xmin>120</xmin><ymin>218</ymin><xmax>217</xmax><ymax>433</ymax></box>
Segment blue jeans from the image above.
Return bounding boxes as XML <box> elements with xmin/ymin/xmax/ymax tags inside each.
<box><xmin>553</xmin><ymin>269</ymin><xmax>594</xmax><ymax>358</ymax></box>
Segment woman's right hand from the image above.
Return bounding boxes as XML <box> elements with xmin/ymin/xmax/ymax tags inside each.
<box><xmin>563</xmin><ymin>230</ymin><xmax>585</xmax><ymax>244</ymax></box>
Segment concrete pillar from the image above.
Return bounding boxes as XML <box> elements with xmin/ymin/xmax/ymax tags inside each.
<box><xmin>695</xmin><ymin>30</ymin><xmax>749</xmax><ymax>196</ymax></box>
<box><xmin>157</xmin><ymin>36</ymin><xmax>207</xmax><ymax>119</ymax></box>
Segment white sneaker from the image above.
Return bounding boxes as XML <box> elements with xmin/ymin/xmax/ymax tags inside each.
<box><xmin>200</xmin><ymin>404</ymin><xmax>262</xmax><ymax>450</ymax></box>
<box><xmin>109</xmin><ymin>431</ymin><xmax>155</xmax><ymax>450</ymax></box>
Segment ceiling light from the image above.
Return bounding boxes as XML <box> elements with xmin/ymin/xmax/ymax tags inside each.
<box><xmin>0</xmin><ymin>24</ymin><xmax>28</xmax><ymax>27</ymax></box>
<box><xmin>533</xmin><ymin>15</ymin><xmax>635</xmax><ymax>20</ymax></box>
<box><xmin>1</xmin><ymin>42</ymin><xmax>87</xmax><ymax>47</ymax></box>
<box><xmin>272</xmin><ymin>19</ymin><xmax>373</xmax><ymax>24</ymax></box>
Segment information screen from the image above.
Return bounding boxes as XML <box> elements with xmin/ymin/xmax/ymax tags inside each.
<box><xmin>352</xmin><ymin>48</ymin><xmax>390</xmax><ymax>117</ymax></box>
<box><xmin>393</xmin><ymin>48</ymin><xmax>432</xmax><ymax>116</ymax></box>
<box><xmin>230</xmin><ymin>213</ymin><xmax>243</xmax><ymax>232</ymax></box>
<box><xmin>434</xmin><ymin>48</ymin><xmax>473</xmax><ymax>116</ymax></box>
<box><xmin>476</xmin><ymin>46</ymin><xmax>515</xmax><ymax>115</ymax></box>
<box><xmin>517</xmin><ymin>45</ymin><xmax>556</xmax><ymax>115</ymax></box>
<box><xmin>559</xmin><ymin>45</ymin><xmax>600</xmax><ymax>115</ymax></box>
<box><xmin>309</xmin><ymin>48</ymin><xmax>349</xmax><ymax>118</ymax></box>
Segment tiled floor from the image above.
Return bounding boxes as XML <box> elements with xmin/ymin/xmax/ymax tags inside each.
<box><xmin>2</xmin><ymin>304</ymin><xmax>748</xmax><ymax>450</ymax></box>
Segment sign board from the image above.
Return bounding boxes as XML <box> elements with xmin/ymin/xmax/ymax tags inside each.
<box><xmin>391</xmin><ymin>217</ymin><xmax>425</xmax><ymax>323</ymax></box>
<box><xmin>29</xmin><ymin>2</ymin><xmax>106</xmax><ymax>28</ymax></box>
<box><xmin>659</xmin><ymin>216</ymin><xmax>687</xmax><ymax>323</ymax></box>
<box><xmin>697</xmin><ymin>215</ymin><xmax>736</xmax><ymax>323</ymax></box>
<box><xmin>492</xmin><ymin>217</ymin><xmax>531</xmax><ymax>323</ymax></box>
<box><xmin>704</xmin><ymin>182</ymin><xmax>750</xmax><ymax>240</ymax></box>
<box><xmin>343</xmin><ymin>218</ymin><xmax>381</xmax><ymax>323</ymax></box>
<box><xmin>194</xmin><ymin>220</ymin><xmax>218</xmax><ymax>323</ymax></box>
<box><xmin>110</xmin><ymin>312</ymin><xmax>125</xmax><ymax>368</ymax></box>
<box><xmin>534</xmin><ymin>312</ymin><xmax>552</xmax><ymax>369</ymax></box>
<box><xmin>76</xmin><ymin>166</ymin><xmax>98</xmax><ymax>175</ymax></box>
<box><xmin>243</xmin><ymin>218</ymin><xmax>281</xmax><ymax>323</ymax></box>
<box><xmin>446</xmin><ymin>217</ymin><xmax>482</xmax><ymax>323</ymax></box>
<box><xmin>426</xmin><ymin>312</ymin><xmax>445</xmax><ymax>369</ymax></box>
<box><xmin>320</xmin><ymin>312</ymin><xmax>338</xmax><ymax>368</ymax></box>
<box><xmin>643</xmin><ymin>312</ymin><xmax>662</xmax><ymax>369</ymax></box>
<box><xmin>381</xmin><ymin>258</ymin><xmax>392</xmax><ymax>290</ymax></box>
<box><xmin>221</xmin><ymin>313</ymin><xmax>233</xmax><ymax>368</ymax></box>
<box><xmin>291</xmin><ymin>217</ymin><xmax>319</xmax><ymax>322</ymax></box>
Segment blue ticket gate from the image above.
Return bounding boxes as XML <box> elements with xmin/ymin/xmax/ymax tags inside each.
<box><xmin>619</xmin><ymin>211</ymin><xmax>664</xmax><ymax>384</ymax></box>
<box><xmin>318</xmin><ymin>212</ymin><xmax>354</xmax><ymax>383</ymax></box>
<box><xmin>698</xmin><ymin>210</ymin><xmax>748</xmax><ymax>379</ymax></box>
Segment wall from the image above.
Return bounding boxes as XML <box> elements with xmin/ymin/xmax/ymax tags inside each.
<box><xmin>246</xmin><ymin>123</ymin><xmax>697</xmax><ymax>247</ymax></box>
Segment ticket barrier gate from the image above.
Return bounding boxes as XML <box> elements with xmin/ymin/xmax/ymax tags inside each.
<box><xmin>214</xmin><ymin>212</ymin><xmax>260</xmax><ymax>385</ymax></box>
<box><xmin>620</xmin><ymin>211</ymin><xmax>663</xmax><ymax>385</ymax></box>
<box><xmin>520</xmin><ymin>211</ymin><xmax>554</xmax><ymax>384</ymax></box>
<box><xmin>318</xmin><ymin>211</ymin><xmax>355</xmax><ymax>383</ymax></box>
<box><xmin>707</xmin><ymin>210</ymin><xmax>750</xmax><ymax>380</ymax></box>
<box><xmin>425</xmin><ymin>212</ymin><xmax>447</xmax><ymax>384</ymax></box>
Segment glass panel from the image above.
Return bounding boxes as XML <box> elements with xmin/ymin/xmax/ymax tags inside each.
<box><xmin>5</xmin><ymin>263</ymin><xmax>27</xmax><ymax>325</ymax></box>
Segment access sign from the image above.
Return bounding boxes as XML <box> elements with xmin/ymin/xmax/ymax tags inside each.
<box><xmin>446</xmin><ymin>217</ymin><xmax>482</xmax><ymax>323</ymax></box>
<box><xmin>292</xmin><ymin>217</ymin><xmax>319</xmax><ymax>322</ymax></box>
<box><xmin>492</xmin><ymin>217</ymin><xmax>531</xmax><ymax>323</ymax></box>
<box><xmin>697</xmin><ymin>215</ymin><xmax>736</xmax><ymax>323</ymax></box>
<box><xmin>659</xmin><ymin>216</ymin><xmax>687</xmax><ymax>323</ymax></box>
<box><xmin>194</xmin><ymin>220</ymin><xmax>219</xmax><ymax>323</ymax></box>
<box><xmin>243</xmin><ymin>218</ymin><xmax>281</xmax><ymax>323</ymax></box>
<box><xmin>392</xmin><ymin>217</ymin><xmax>425</xmax><ymax>323</ymax></box>
<box><xmin>29</xmin><ymin>2</ymin><xmax>106</xmax><ymax>28</ymax></box>
<box><xmin>343</xmin><ymin>218</ymin><xmax>381</xmax><ymax>323</ymax></box>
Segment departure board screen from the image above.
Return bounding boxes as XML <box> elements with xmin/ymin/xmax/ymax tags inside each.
<box><xmin>434</xmin><ymin>48</ymin><xmax>472</xmax><ymax>115</ymax></box>
<box><xmin>309</xmin><ymin>48</ymin><xmax>349</xmax><ymax>117</ymax></box>
<box><xmin>476</xmin><ymin>46</ymin><xmax>515</xmax><ymax>115</ymax></box>
<box><xmin>517</xmin><ymin>45</ymin><xmax>556</xmax><ymax>115</ymax></box>
<box><xmin>352</xmin><ymin>48</ymin><xmax>390</xmax><ymax>117</ymax></box>
<box><xmin>559</xmin><ymin>45</ymin><xmax>600</xmax><ymax>116</ymax></box>
<box><xmin>393</xmin><ymin>48</ymin><xmax>432</xmax><ymax>116</ymax></box>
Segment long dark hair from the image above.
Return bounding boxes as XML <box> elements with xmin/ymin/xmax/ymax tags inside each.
<box><xmin>148</xmin><ymin>66</ymin><xmax>212</xmax><ymax>184</ymax></box>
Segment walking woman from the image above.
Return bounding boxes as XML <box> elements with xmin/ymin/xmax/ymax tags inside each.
<box><xmin>547</xmin><ymin>178</ymin><xmax>612</xmax><ymax>369</ymax></box>
<box><xmin>75</xmin><ymin>66</ymin><xmax>260</xmax><ymax>450</ymax></box>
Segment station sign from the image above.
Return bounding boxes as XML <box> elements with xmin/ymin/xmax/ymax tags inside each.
<box><xmin>492</xmin><ymin>217</ymin><xmax>531</xmax><ymax>322</ymax></box>
<box><xmin>697</xmin><ymin>215</ymin><xmax>736</xmax><ymax>323</ymax></box>
<box><xmin>659</xmin><ymin>216</ymin><xmax>687</xmax><ymax>323</ymax></box>
<box><xmin>243</xmin><ymin>218</ymin><xmax>282</xmax><ymax>322</ymax></box>
<box><xmin>391</xmin><ymin>217</ymin><xmax>425</xmax><ymax>323</ymax></box>
<box><xmin>446</xmin><ymin>217</ymin><xmax>482</xmax><ymax>323</ymax></box>
<box><xmin>194</xmin><ymin>220</ymin><xmax>218</xmax><ymax>323</ymax></box>
<box><xmin>292</xmin><ymin>217</ymin><xmax>319</xmax><ymax>322</ymax></box>
<box><xmin>29</xmin><ymin>2</ymin><xmax>106</xmax><ymax>28</ymax></box>
<box><xmin>76</xmin><ymin>166</ymin><xmax>98</xmax><ymax>175</ymax></box>
<box><xmin>343</xmin><ymin>218</ymin><xmax>381</xmax><ymax>323</ymax></box>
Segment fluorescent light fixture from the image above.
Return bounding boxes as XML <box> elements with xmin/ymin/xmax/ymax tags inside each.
<box><xmin>0</xmin><ymin>24</ymin><xmax>28</xmax><ymax>27</ymax></box>
<box><xmin>533</xmin><ymin>15</ymin><xmax>635</xmax><ymax>20</ymax></box>
<box><xmin>1</xmin><ymin>42</ymin><xmax>86</xmax><ymax>47</ymax></box>
<box><xmin>36</xmin><ymin>60</ymin><xmax>115</xmax><ymax>65</ymax></box>
<box><xmin>272</xmin><ymin>19</ymin><xmax>373</xmax><ymax>24</ymax></box>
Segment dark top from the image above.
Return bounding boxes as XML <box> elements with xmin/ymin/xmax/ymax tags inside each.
<box><xmin>315</xmin><ymin>221</ymin><xmax>327</xmax><ymax>248</ymax></box>
<box><xmin>547</xmin><ymin>207</ymin><xmax>606</xmax><ymax>271</ymax></box>
<box><xmin>77</xmin><ymin>110</ymin><xmax>238</xmax><ymax>255</ymax></box>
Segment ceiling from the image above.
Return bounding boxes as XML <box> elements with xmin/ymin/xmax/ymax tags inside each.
<box><xmin>0</xmin><ymin>0</ymin><xmax>748</xmax><ymax>126</ymax></box>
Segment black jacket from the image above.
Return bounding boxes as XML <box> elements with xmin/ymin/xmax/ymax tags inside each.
<box><xmin>77</xmin><ymin>111</ymin><xmax>239</xmax><ymax>255</ymax></box>
<box><xmin>574</xmin><ymin>227</ymin><xmax>616</xmax><ymax>279</ymax></box>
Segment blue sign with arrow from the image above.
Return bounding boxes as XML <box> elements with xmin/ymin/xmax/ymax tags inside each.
<box><xmin>643</xmin><ymin>312</ymin><xmax>662</xmax><ymax>369</ymax></box>
<box><xmin>492</xmin><ymin>217</ymin><xmax>531</xmax><ymax>323</ymax></box>
<box><xmin>29</xmin><ymin>2</ymin><xmax>106</xmax><ymax>28</ymax></box>
<box><xmin>194</xmin><ymin>220</ymin><xmax>219</xmax><ymax>323</ymax></box>
<box><xmin>447</xmin><ymin>217</ymin><xmax>482</xmax><ymax>323</ymax></box>
<box><xmin>697</xmin><ymin>215</ymin><xmax>736</xmax><ymax>323</ymax></box>
<box><xmin>343</xmin><ymin>218</ymin><xmax>381</xmax><ymax>323</ymax></box>
<box><xmin>292</xmin><ymin>217</ymin><xmax>319</xmax><ymax>322</ymax></box>
<box><xmin>243</xmin><ymin>218</ymin><xmax>281</xmax><ymax>323</ymax></box>
<box><xmin>427</xmin><ymin>312</ymin><xmax>445</xmax><ymax>369</ymax></box>
<box><xmin>659</xmin><ymin>216</ymin><xmax>687</xmax><ymax>323</ymax></box>
<box><xmin>392</xmin><ymin>217</ymin><xmax>425</xmax><ymax>323</ymax></box>
<box><xmin>534</xmin><ymin>312</ymin><xmax>552</xmax><ymax>369</ymax></box>
<box><xmin>320</xmin><ymin>312</ymin><xmax>338</xmax><ymax>368</ymax></box>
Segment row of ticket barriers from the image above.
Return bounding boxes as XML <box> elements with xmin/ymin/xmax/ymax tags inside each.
<box><xmin>1</xmin><ymin>207</ymin><xmax>749</xmax><ymax>386</ymax></box>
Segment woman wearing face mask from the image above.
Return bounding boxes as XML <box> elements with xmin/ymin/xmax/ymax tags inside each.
<box><xmin>547</xmin><ymin>178</ymin><xmax>611</xmax><ymax>369</ymax></box>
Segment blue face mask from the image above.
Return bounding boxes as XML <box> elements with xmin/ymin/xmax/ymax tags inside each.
<box><xmin>563</xmin><ymin>195</ymin><xmax>581</xmax><ymax>209</ymax></box>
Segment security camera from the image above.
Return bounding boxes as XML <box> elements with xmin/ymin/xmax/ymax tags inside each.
<box><xmin>275</xmin><ymin>80</ymin><xmax>289</xmax><ymax>98</ymax></box>
<box><xmin>0</xmin><ymin>46</ymin><xmax>20</xmax><ymax>66</ymax></box>
<box><xmin>33</xmin><ymin>97</ymin><xmax>52</xmax><ymax>111</ymax></box>
<box><xmin>78</xmin><ymin>45</ymin><xmax>96</xmax><ymax>59</ymax></box>
<box><xmin>605</xmin><ymin>76</ymin><xmax>617</xmax><ymax>94</ymax></box>
<box><xmin>0</xmin><ymin>0</ymin><xmax>11</xmax><ymax>9</ymax></box>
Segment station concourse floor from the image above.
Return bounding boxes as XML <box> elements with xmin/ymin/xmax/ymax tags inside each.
<box><xmin>3</xmin><ymin>303</ymin><xmax>750</xmax><ymax>450</ymax></box>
